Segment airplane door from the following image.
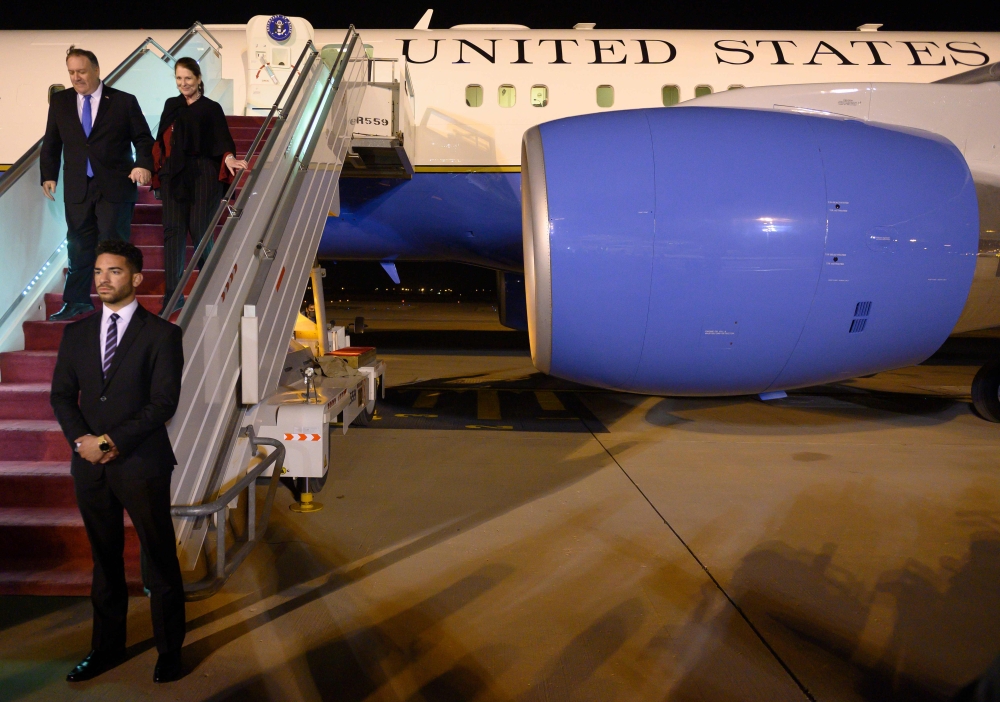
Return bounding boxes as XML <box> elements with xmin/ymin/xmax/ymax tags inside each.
<box><xmin>245</xmin><ymin>14</ymin><xmax>315</xmax><ymax>116</ymax></box>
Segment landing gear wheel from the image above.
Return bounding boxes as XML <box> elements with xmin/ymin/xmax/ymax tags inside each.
<box><xmin>971</xmin><ymin>360</ymin><xmax>1000</xmax><ymax>422</ymax></box>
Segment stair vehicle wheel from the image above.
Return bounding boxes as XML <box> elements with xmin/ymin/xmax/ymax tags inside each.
<box><xmin>352</xmin><ymin>376</ymin><xmax>379</xmax><ymax>427</ymax></box>
<box><xmin>971</xmin><ymin>360</ymin><xmax>1000</xmax><ymax>422</ymax></box>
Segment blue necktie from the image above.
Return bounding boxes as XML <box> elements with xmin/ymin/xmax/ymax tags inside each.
<box><xmin>103</xmin><ymin>313</ymin><xmax>119</xmax><ymax>378</ymax></box>
<box><xmin>82</xmin><ymin>94</ymin><xmax>94</xmax><ymax>178</ymax></box>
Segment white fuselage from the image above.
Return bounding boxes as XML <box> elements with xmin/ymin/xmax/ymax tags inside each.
<box><xmin>1</xmin><ymin>26</ymin><xmax>998</xmax><ymax>164</ymax></box>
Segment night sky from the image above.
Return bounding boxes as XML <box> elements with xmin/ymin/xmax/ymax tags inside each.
<box><xmin>5</xmin><ymin>0</ymin><xmax>998</xmax><ymax>32</ymax></box>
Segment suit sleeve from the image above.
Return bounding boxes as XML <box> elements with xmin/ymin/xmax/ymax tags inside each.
<box><xmin>128</xmin><ymin>94</ymin><xmax>154</xmax><ymax>172</ymax></box>
<box><xmin>50</xmin><ymin>327</ymin><xmax>92</xmax><ymax>444</ymax></box>
<box><xmin>106</xmin><ymin>323</ymin><xmax>183</xmax><ymax>457</ymax></box>
<box><xmin>40</xmin><ymin>99</ymin><xmax>63</xmax><ymax>184</ymax></box>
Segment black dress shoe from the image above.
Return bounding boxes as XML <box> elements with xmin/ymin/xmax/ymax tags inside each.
<box><xmin>153</xmin><ymin>651</ymin><xmax>183</xmax><ymax>683</ymax></box>
<box><xmin>66</xmin><ymin>649</ymin><xmax>126</xmax><ymax>682</ymax></box>
<box><xmin>49</xmin><ymin>302</ymin><xmax>95</xmax><ymax>321</ymax></box>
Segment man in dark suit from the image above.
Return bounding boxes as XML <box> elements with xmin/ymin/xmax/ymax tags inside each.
<box><xmin>41</xmin><ymin>46</ymin><xmax>153</xmax><ymax>321</ymax></box>
<box><xmin>51</xmin><ymin>239</ymin><xmax>186</xmax><ymax>684</ymax></box>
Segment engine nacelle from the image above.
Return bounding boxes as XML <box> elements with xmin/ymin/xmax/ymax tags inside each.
<box><xmin>521</xmin><ymin>107</ymin><xmax>979</xmax><ymax>395</ymax></box>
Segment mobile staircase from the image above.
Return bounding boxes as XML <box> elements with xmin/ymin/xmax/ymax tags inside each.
<box><xmin>0</xmin><ymin>24</ymin><xmax>378</xmax><ymax>597</ymax></box>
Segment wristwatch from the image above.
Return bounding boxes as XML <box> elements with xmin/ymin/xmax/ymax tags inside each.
<box><xmin>98</xmin><ymin>435</ymin><xmax>112</xmax><ymax>453</ymax></box>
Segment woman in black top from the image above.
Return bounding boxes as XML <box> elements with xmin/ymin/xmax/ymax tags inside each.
<box><xmin>154</xmin><ymin>57</ymin><xmax>247</xmax><ymax>312</ymax></box>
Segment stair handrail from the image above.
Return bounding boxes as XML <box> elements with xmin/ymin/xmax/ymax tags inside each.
<box><xmin>168</xmin><ymin>21</ymin><xmax>224</xmax><ymax>57</ymax></box>
<box><xmin>170</xmin><ymin>427</ymin><xmax>285</xmax><ymax>600</ymax></box>
<box><xmin>160</xmin><ymin>37</ymin><xmax>329</xmax><ymax>323</ymax></box>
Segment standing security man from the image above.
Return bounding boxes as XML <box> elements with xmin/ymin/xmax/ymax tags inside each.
<box><xmin>51</xmin><ymin>240</ymin><xmax>186</xmax><ymax>683</ymax></box>
<box><xmin>41</xmin><ymin>46</ymin><xmax>153</xmax><ymax>321</ymax></box>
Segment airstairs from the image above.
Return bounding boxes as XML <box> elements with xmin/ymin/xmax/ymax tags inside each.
<box><xmin>0</xmin><ymin>23</ymin><xmax>373</xmax><ymax>595</ymax></box>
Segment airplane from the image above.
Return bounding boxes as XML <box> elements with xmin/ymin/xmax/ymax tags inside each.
<box><xmin>1</xmin><ymin>11</ymin><xmax>998</xmax><ymax>417</ymax></box>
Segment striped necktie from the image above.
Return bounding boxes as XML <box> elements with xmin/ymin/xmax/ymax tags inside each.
<box><xmin>103</xmin><ymin>313</ymin><xmax>119</xmax><ymax>378</ymax></box>
<box><xmin>82</xmin><ymin>94</ymin><xmax>94</xmax><ymax>178</ymax></box>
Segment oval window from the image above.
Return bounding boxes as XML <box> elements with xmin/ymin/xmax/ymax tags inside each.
<box><xmin>530</xmin><ymin>85</ymin><xmax>548</xmax><ymax>107</ymax></box>
<box><xmin>661</xmin><ymin>85</ymin><xmax>679</xmax><ymax>106</ymax></box>
<box><xmin>465</xmin><ymin>84</ymin><xmax>483</xmax><ymax>107</ymax></box>
<box><xmin>498</xmin><ymin>84</ymin><xmax>516</xmax><ymax>108</ymax></box>
<box><xmin>48</xmin><ymin>84</ymin><xmax>66</xmax><ymax>104</ymax></box>
<box><xmin>596</xmin><ymin>85</ymin><xmax>614</xmax><ymax>108</ymax></box>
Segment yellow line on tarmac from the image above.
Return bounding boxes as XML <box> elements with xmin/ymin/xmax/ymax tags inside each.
<box><xmin>534</xmin><ymin>391</ymin><xmax>565</xmax><ymax>411</ymax></box>
<box><xmin>477</xmin><ymin>390</ymin><xmax>502</xmax><ymax>420</ymax></box>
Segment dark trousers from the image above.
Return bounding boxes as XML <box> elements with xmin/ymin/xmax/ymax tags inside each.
<box><xmin>74</xmin><ymin>469</ymin><xmax>185</xmax><ymax>655</ymax></box>
<box><xmin>63</xmin><ymin>178</ymin><xmax>134</xmax><ymax>304</ymax></box>
<box><xmin>162</xmin><ymin>159</ymin><xmax>222</xmax><ymax>305</ymax></box>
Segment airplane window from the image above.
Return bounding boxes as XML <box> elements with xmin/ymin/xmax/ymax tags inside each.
<box><xmin>466</xmin><ymin>85</ymin><xmax>483</xmax><ymax>107</ymax></box>
<box><xmin>695</xmin><ymin>85</ymin><xmax>713</xmax><ymax>98</ymax></box>
<box><xmin>530</xmin><ymin>85</ymin><xmax>548</xmax><ymax>107</ymax></box>
<box><xmin>48</xmin><ymin>84</ymin><xmax>65</xmax><ymax>104</ymax></box>
<box><xmin>728</xmin><ymin>84</ymin><xmax>745</xmax><ymax>90</ymax></box>
<box><xmin>661</xmin><ymin>85</ymin><xmax>679</xmax><ymax>106</ymax></box>
<box><xmin>499</xmin><ymin>84</ymin><xmax>516</xmax><ymax>108</ymax></box>
<box><xmin>596</xmin><ymin>85</ymin><xmax>614</xmax><ymax>108</ymax></box>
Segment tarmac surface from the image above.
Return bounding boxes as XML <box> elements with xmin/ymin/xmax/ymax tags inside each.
<box><xmin>1</xmin><ymin>301</ymin><xmax>998</xmax><ymax>701</ymax></box>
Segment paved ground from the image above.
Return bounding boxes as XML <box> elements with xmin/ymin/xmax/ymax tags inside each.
<box><xmin>0</xmin><ymin>307</ymin><xmax>998</xmax><ymax>701</ymax></box>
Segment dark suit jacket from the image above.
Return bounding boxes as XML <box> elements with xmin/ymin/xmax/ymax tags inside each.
<box><xmin>51</xmin><ymin>305</ymin><xmax>184</xmax><ymax>480</ymax></box>
<box><xmin>40</xmin><ymin>84</ymin><xmax>154</xmax><ymax>204</ymax></box>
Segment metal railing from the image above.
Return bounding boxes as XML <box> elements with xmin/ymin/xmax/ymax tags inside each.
<box><xmin>168</xmin><ymin>21</ymin><xmax>223</xmax><ymax>58</ymax></box>
<box><xmin>160</xmin><ymin>39</ymin><xmax>320</xmax><ymax>322</ymax></box>
<box><xmin>170</xmin><ymin>427</ymin><xmax>285</xmax><ymax>600</ymax></box>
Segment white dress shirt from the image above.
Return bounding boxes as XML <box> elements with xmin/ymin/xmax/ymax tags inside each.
<box><xmin>100</xmin><ymin>298</ymin><xmax>139</xmax><ymax>368</ymax></box>
<box><xmin>76</xmin><ymin>81</ymin><xmax>103</xmax><ymax>127</ymax></box>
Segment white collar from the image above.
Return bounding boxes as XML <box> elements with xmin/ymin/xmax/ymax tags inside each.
<box><xmin>102</xmin><ymin>297</ymin><xmax>139</xmax><ymax>326</ymax></box>
<box><xmin>78</xmin><ymin>82</ymin><xmax>103</xmax><ymax>103</ymax></box>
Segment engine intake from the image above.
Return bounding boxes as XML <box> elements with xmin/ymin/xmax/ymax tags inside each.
<box><xmin>521</xmin><ymin>107</ymin><xmax>978</xmax><ymax>395</ymax></box>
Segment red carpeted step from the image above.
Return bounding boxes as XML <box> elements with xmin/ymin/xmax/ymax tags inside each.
<box><xmin>0</xmin><ymin>384</ymin><xmax>54</xmax><ymax>420</ymax></box>
<box><xmin>0</xmin><ymin>351</ymin><xmax>57</xmax><ymax>383</ymax></box>
<box><xmin>132</xmin><ymin>203</ymin><xmax>163</xmax><ymax>224</ymax></box>
<box><xmin>134</xmin><ymin>269</ymin><xmax>199</xmax><ymax>295</ymax></box>
<box><xmin>136</xmin><ymin>246</ymin><xmax>195</xmax><ymax>270</ymax></box>
<box><xmin>131</xmin><ymin>223</ymin><xmax>164</xmax><ymax>244</ymax></box>
<box><xmin>137</xmin><ymin>185</ymin><xmax>157</xmax><ymax>205</ymax></box>
<box><xmin>0</xmin><ymin>509</ymin><xmax>95</xmax><ymax>559</ymax></box>
<box><xmin>24</xmin><ymin>320</ymin><xmax>81</xmax><ymax>351</ymax></box>
<box><xmin>0</xmin><ymin>420</ymin><xmax>72</xmax><ymax>461</ymax></box>
<box><xmin>0</xmin><ymin>463</ymin><xmax>75</xmax><ymax>508</ymax></box>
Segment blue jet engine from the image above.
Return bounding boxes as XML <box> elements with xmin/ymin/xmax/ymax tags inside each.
<box><xmin>521</xmin><ymin>107</ymin><xmax>979</xmax><ymax>395</ymax></box>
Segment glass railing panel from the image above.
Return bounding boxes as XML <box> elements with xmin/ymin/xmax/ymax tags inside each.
<box><xmin>108</xmin><ymin>49</ymin><xmax>179</xmax><ymax>136</ymax></box>
<box><xmin>0</xmin><ymin>162</ymin><xmax>68</xmax><ymax>350</ymax></box>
